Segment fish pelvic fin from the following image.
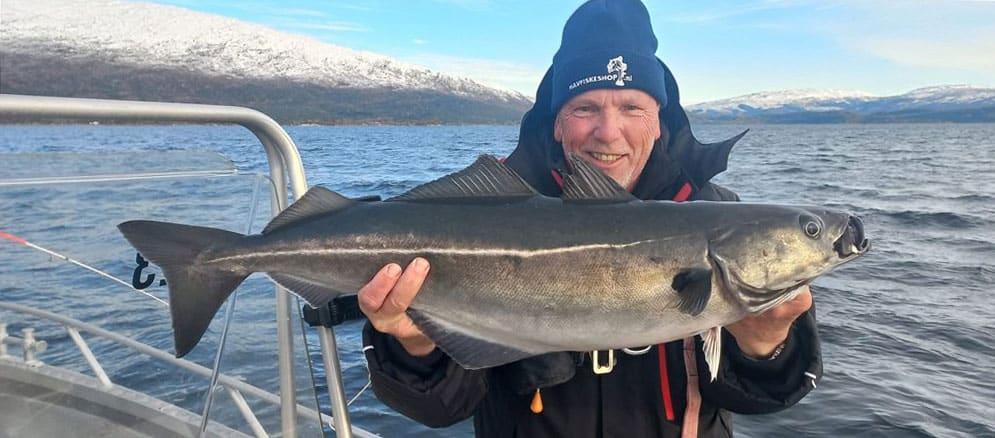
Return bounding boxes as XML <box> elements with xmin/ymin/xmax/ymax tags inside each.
<box><xmin>700</xmin><ymin>326</ymin><xmax>722</xmax><ymax>382</ymax></box>
<box><xmin>117</xmin><ymin>220</ymin><xmax>249</xmax><ymax>358</ymax></box>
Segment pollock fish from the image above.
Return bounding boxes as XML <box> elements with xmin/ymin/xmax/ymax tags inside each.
<box><xmin>118</xmin><ymin>155</ymin><xmax>869</xmax><ymax>378</ymax></box>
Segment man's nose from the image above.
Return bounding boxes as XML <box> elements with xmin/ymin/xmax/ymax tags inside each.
<box><xmin>593</xmin><ymin>110</ymin><xmax>624</xmax><ymax>143</ymax></box>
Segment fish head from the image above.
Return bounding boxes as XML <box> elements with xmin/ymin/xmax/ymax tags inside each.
<box><xmin>709</xmin><ymin>205</ymin><xmax>870</xmax><ymax>314</ymax></box>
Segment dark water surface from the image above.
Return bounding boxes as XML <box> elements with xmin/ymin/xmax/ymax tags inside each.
<box><xmin>1</xmin><ymin>123</ymin><xmax>992</xmax><ymax>437</ymax></box>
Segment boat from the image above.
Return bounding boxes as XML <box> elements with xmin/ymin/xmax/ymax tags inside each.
<box><xmin>0</xmin><ymin>94</ymin><xmax>379</xmax><ymax>437</ymax></box>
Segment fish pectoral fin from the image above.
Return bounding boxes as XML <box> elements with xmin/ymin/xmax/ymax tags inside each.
<box><xmin>262</xmin><ymin>186</ymin><xmax>355</xmax><ymax>234</ymax></box>
<box><xmin>672</xmin><ymin>268</ymin><xmax>712</xmax><ymax>316</ymax></box>
<box><xmin>560</xmin><ymin>154</ymin><xmax>638</xmax><ymax>203</ymax></box>
<box><xmin>389</xmin><ymin>155</ymin><xmax>538</xmax><ymax>203</ymax></box>
<box><xmin>267</xmin><ymin>273</ymin><xmax>350</xmax><ymax>308</ymax></box>
<box><xmin>408</xmin><ymin>309</ymin><xmax>537</xmax><ymax>369</ymax></box>
<box><xmin>700</xmin><ymin>326</ymin><xmax>722</xmax><ymax>382</ymax></box>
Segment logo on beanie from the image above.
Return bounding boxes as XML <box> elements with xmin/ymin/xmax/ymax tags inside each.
<box><xmin>567</xmin><ymin>56</ymin><xmax>632</xmax><ymax>91</ymax></box>
<box><xmin>607</xmin><ymin>56</ymin><xmax>628</xmax><ymax>86</ymax></box>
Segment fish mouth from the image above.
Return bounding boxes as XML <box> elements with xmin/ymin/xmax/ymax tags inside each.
<box><xmin>833</xmin><ymin>215</ymin><xmax>870</xmax><ymax>260</ymax></box>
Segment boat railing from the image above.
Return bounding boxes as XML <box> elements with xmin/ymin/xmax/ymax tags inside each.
<box><xmin>0</xmin><ymin>301</ymin><xmax>381</xmax><ymax>438</ymax></box>
<box><xmin>0</xmin><ymin>93</ymin><xmax>362</xmax><ymax>437</ymax></box>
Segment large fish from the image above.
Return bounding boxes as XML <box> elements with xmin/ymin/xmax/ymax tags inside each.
<box><xmin>118</xmin><ymin>155</ymin><xmax>868</xmax><ymax>378</ymax></box>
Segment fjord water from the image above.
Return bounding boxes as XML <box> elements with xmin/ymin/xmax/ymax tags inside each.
<box><xmin>1</xmin><ymin>123</ymin><xmax>992</xmax><ymax>437</ymax></box>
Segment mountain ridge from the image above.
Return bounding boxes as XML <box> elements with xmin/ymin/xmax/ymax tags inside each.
<box><xmin>0</xmin><ymin>0</ymin><xmax>532</xmax><ymax>124</ymax></box>
<box><xmin>686</xmin><ymin>85</ymin><xmax>995</xmax><ymax>123</ymax></box>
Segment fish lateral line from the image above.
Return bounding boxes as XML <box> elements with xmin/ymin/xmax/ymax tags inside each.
<box><xmin>207</xmin><ymin>239</ymin><xmax>670</xmax><ymax>263</ymax></box>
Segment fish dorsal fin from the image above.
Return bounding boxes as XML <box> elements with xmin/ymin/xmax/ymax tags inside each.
<box><xmin>389</xmin><ymin>155</ymin><xmax>537</xmax><ymax>203</ymax></box>
<box><xmin>561</xmin><ymin>154</ymin><xmax>638</xmax><ymax>203</ymax></box>
<box><xmin>262</xmin><ymin>186</ymin><xmax>355</xmax><ymax>234</ymax></box>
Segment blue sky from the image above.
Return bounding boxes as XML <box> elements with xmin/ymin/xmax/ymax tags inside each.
<box><xmin>152</xmin><ymin>0</ymin><xmax>995</xmax><ymax>104</ymax></box>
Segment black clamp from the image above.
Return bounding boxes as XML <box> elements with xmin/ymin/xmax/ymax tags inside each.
<box><xmin>302</xmin><ymin>295</ymin><xmax>366</xmax><ymax>327</ymax></box>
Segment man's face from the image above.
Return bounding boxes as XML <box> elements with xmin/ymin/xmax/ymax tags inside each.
<box><xmin>554</xmin><ymin>88</ymin><xmax>662</xmax><ymax>192</ymax></box>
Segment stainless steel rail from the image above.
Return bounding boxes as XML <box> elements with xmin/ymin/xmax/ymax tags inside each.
<box><xmin>0</xmin><ymin>301</ymin><xmax>378</xmax><ymax>438</ymax></box>
<box><xmin>0</xmin><ymin>94</ymin><xmax>356</xmax><ymax>437</ymax></box>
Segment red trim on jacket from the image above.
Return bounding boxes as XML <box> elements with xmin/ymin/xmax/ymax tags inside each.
<box><xmin>673</xmin><ymin>182</ymin><xmax>693</xmax><ymax>202</ymax></box>
<box><xmin>658</xmin><ymin>344</ymin><xmax>676</xmax><ymax>421</ymax></box>
<box><xmin>550</xmin><ymin>170</ymin><xmax>564</xmax><ymax>188</ymax></box>
<box><xmin>658</xmin><ymin>181</ymin><xmax>693</xmax><ymax>422</ymax></box>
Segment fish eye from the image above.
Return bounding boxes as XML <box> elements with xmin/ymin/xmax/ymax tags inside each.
<box><xmin>800</xmin><ymin>215</ymin><xmax>822</xmax><ymax>238</ymax></box>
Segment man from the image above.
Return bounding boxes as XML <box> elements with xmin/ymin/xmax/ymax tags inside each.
<box><xmin>357</xmin><ymin>0</ymin><xmax>822</xmax><ymax>436</ymax></box>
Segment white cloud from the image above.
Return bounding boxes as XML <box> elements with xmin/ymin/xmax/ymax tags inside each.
<box><xmin>401</xmin><ymin>53</ymin><xmax>545</xmax><ymax>96</ymax></box>
<box><xmin>325</xmin><ymin>3</ymin><xmax>376</xmax><ymax>12</ymax></box>
<box><xmin>428</xmin><ymin>0</ymin><xmax>494</xmax><ymax>10</ymax></box>
<box><xmin>412</xmin><ymin>39</ymin><xmax>430</xmax><ymax>45</ymax></box>
<box><xmin>852</xmin><ymin>32</ymin><xmax>995</xmax><ymax>73</ymax></box>
<box><xmin>663</xmin><ymin>0</ymin><xmax>819</xmax><ymax>24</ymax></box>
<box><xmin>273</xmin><ymin>8</ymin><xmax>326</xmax><ymax>17</ymax></box>
<box><xmin>831</xmin><ymin>1</ymin><xmax>995</xmax><ymax>75</ymax></box>
<box><xmin>284</xmin><ymin>21</ymin><xmax>369</xmax><ymax>32</ymax></box>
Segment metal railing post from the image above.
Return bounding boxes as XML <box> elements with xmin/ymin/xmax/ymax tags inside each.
<box><xmin>0</xmin><ymin>94</ymin><xmax>361</xmax><ymax>437</ymax></box>
<box><xmin>0</xmin><ymin>323</ymin><xmax>8</xmax><ymax>358</ymax></box>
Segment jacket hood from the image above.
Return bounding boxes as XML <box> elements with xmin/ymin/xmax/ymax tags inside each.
<box><xmin>504</xmin><ymin>59</ymin><xmax>746</xmax><ymax>200</ymax></box>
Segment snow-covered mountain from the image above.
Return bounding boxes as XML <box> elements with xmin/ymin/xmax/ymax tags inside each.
<box><xmin>688</xmin><ymin>89</ymin><xmax>878</xmax><ymax>114</ymax></box>
<box><xmin>0</xmin><ymin>0</ymin><xmax>532</xmax><ymax>124</ymax></box>
<box><xmin>687</xmin><ymin>86</ymin><xmax>995</xmax><ymax>123</ymax></box>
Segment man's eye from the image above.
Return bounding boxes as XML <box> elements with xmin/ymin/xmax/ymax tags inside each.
<box><xmin>573</xmin><ymin>106</ymin><xmax>597</xmax><ymax>115</ymax></box>
<box><xmin>623</xmin><ymin>105</ymin><xmax>644</xmax><ymax>113</ymax></box>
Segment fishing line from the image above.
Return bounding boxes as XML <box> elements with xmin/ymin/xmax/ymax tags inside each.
<box><xmin>0</xmin><ymin>230</ymin><xmax>169</xmax><ymax>306</ymax></box>
<box><xmin>347</xmin><ymin>368</ymin><xmax>372</xmax><ymax>407</ymax></box>
<box><xmin>296</xmin><ymin>299</ymin><xmax>330</xmax><ymax>431</ymax></box>
<box><xmin>199</xmin><ymin>173</ymin><xmax>266</xmax><ymax>437</ymax></box>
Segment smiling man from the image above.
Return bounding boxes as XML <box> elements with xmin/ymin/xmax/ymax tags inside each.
<box><xmin>357</xmin><ymin>1</ymin><xmax>822</xmax><ymax>436</ymax></box>
<box><xmin>554</xmin><ymin>88</ymin><xmax>661</xmax><ymax>192</ymax></box>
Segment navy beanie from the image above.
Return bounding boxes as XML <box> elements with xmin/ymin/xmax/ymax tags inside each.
<box><xmin>550</xmin><ymin>0</ymin><xmax>668</xmax><ymax>114</ymax></box>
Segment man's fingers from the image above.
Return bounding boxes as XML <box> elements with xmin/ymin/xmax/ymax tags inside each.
<box><xmin>780</xmin><ymin>286</ymin><xmax>813</xmax><ymax>315</ymax></box>
<box><xmin>358</xmin><ymin>263</ymin><xmax>402</xmax><ymax>314</ymax></box>
<box><xmin>379</xmin><ymin>258</ymin><xmax>430</xmax><ymax>315</ymax></box>
<box><xmin>761</xmin><ymin>286</ymin><xmax>813</xmax><ymax>321</ymax></box>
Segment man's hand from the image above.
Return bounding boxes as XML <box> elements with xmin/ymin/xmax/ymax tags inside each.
<box><xmin>358</xmin><ymin>258</ymin><xmax>437</xmax><ymax>357</ymax></box>
<box><xmin>726</xmin><ymin>286</ymin><xmax>813</xmax><ymax>359</ymax></box>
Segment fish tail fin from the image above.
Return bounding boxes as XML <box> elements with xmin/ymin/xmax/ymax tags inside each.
<box><xmin>118</xmin><ymin>220</ymin><xmax>248</xmax><ymax>357</ymax></box>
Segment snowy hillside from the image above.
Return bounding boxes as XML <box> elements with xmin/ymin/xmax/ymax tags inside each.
<box><xmin>1</xmin><ymin>0</ymin><xmax>527</xmax><ymax>102</ymax></box>
<box><xmin>0</xmin><ymin>0</ymin><xmax>533</xmax><ymax>123</ymax></box>
<box><xmin>689</xmin><ymin>89</ymin><xmax>878</xmax><ymax>113</ymax></box>
<box><xmin>687</xmin><ymin>85</ymin><xmax>995</xmax><ymax>122</ymax></box>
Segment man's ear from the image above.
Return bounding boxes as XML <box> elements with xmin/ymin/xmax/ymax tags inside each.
<box><xmin>553</xmin><ymin>115</ymin><xmax>563</xmax><ymax>142</ymax></box>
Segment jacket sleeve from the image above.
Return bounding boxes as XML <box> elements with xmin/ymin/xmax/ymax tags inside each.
<box><xmin>362</xmin><ymin>321</ymin><xmax>489</xmax><ymax>427</ymax></box>
<box><xmin>693</xmin><ymin>182</ymin><xmax>824</xmax><ymax>414</ymax></box>
<box><xmin>698</xmin><ymin>305</ymin><xmax>822</xmax><ymax>414</ymax></box>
